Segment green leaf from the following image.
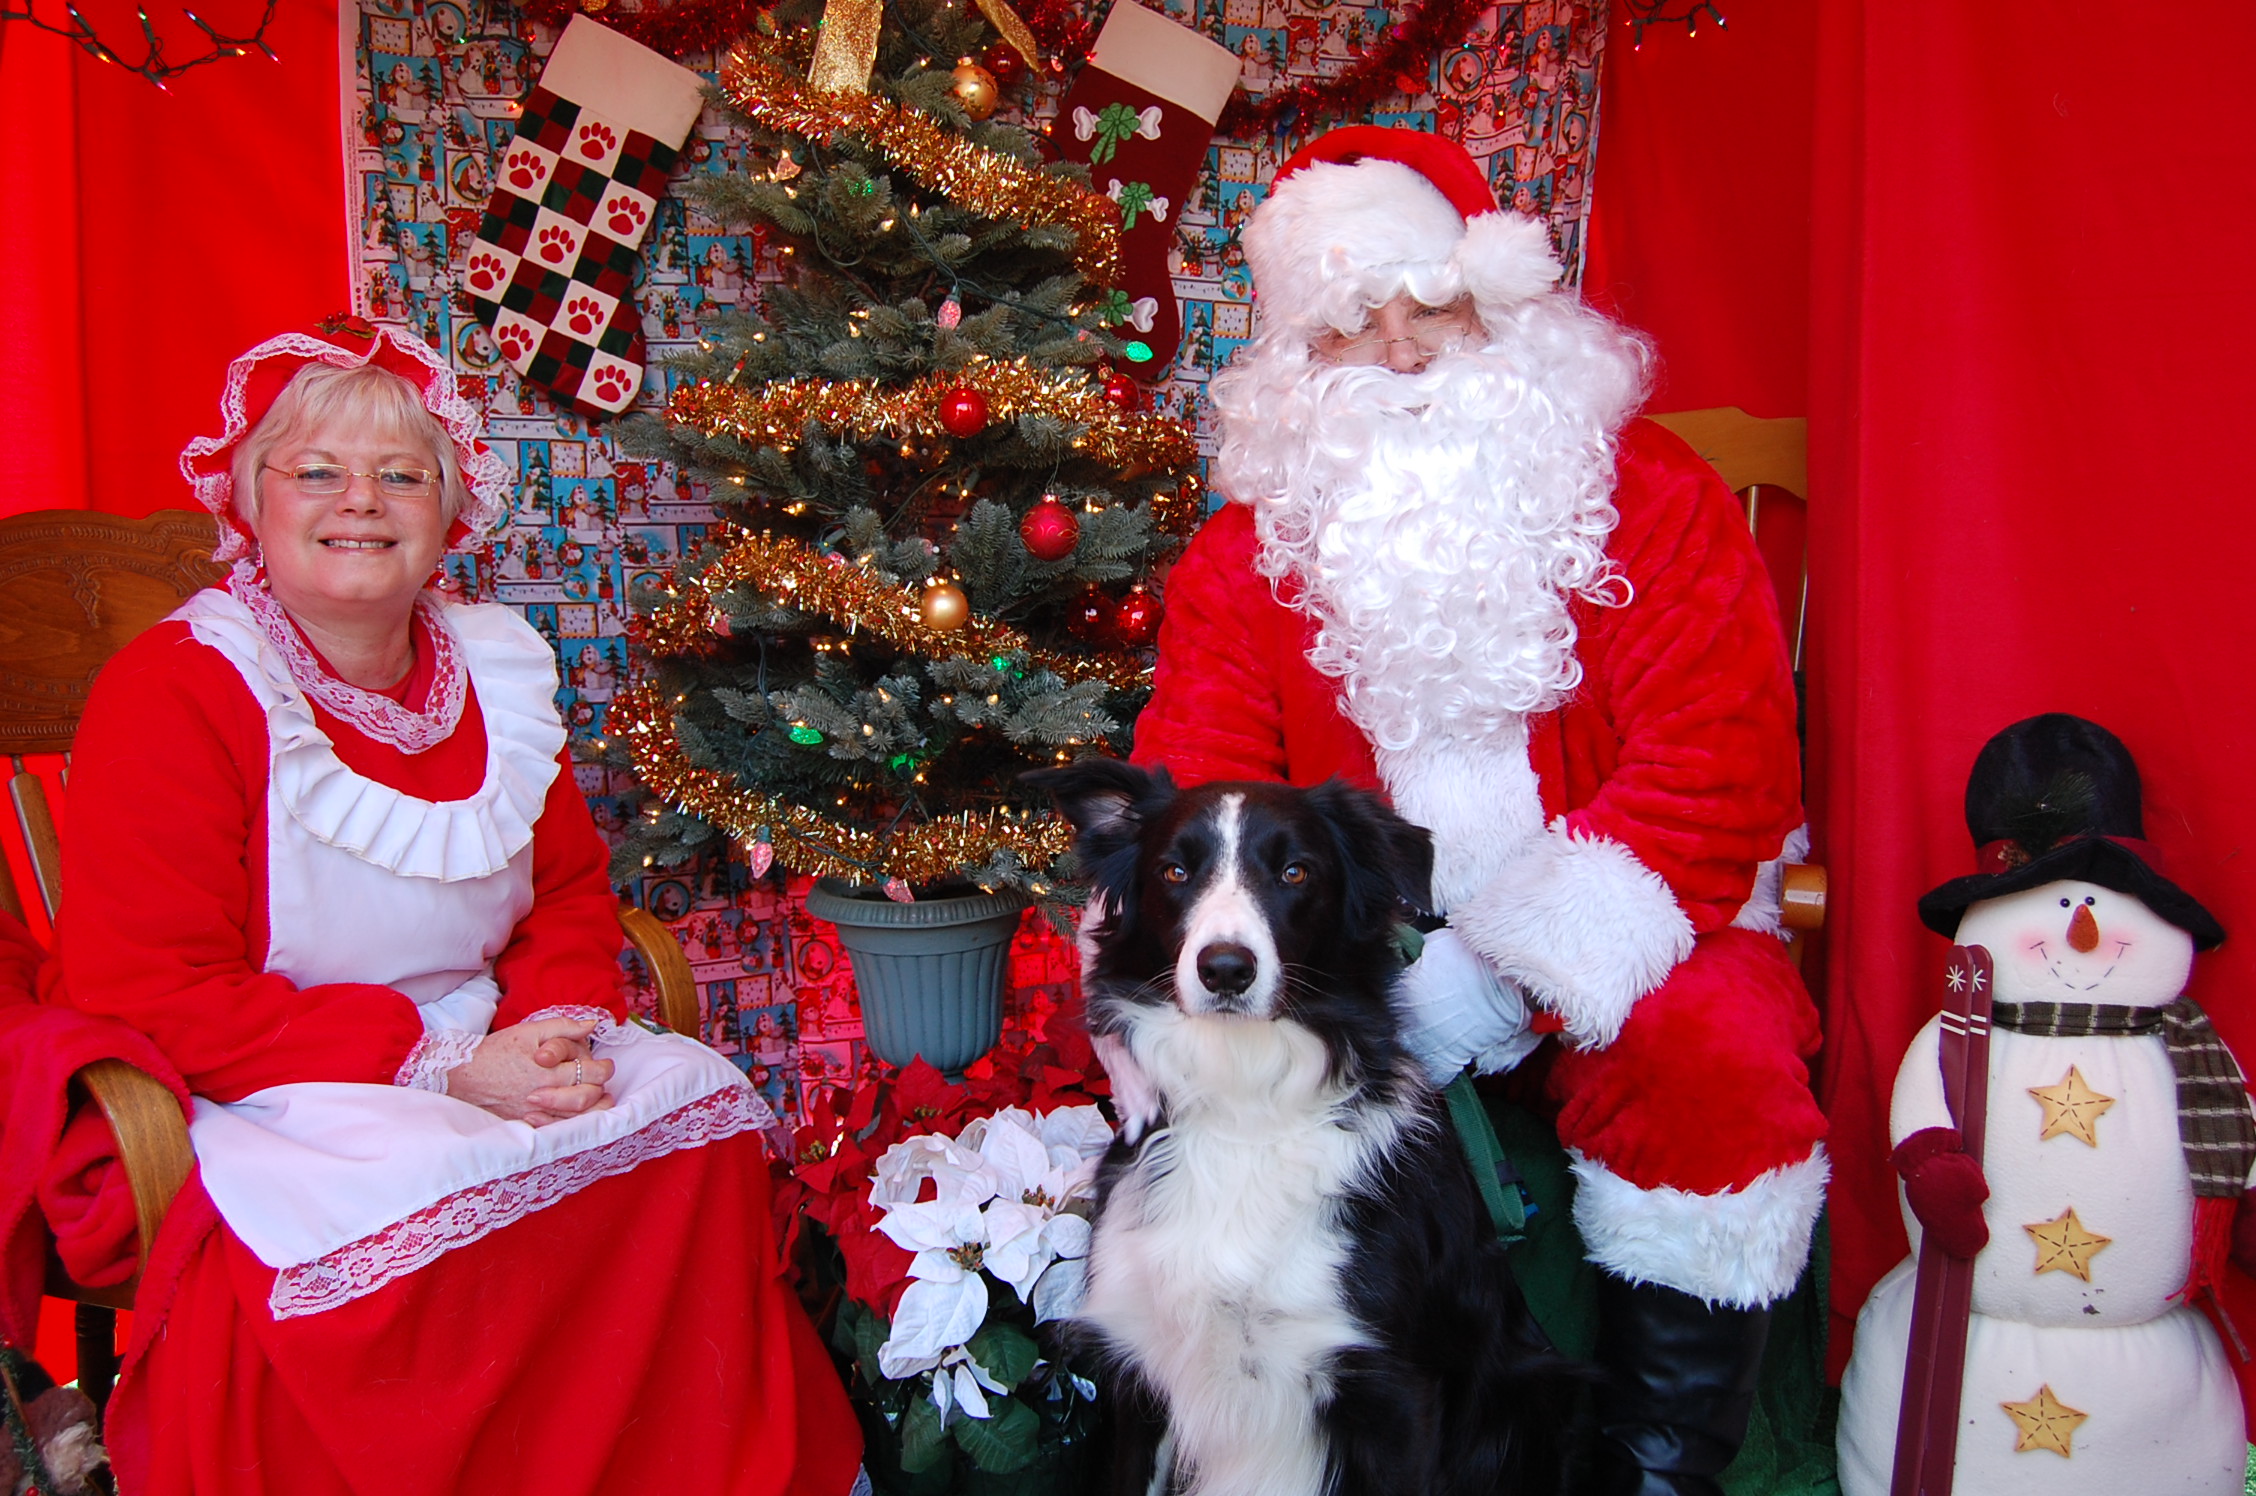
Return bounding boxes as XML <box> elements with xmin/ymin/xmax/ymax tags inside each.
<box><xmin>852</xmin><ymin>1302</ymin><xmax>891</xmax><ymax>1381</ymax></box>
<box><xmin>900</xmin><ymin>1394</ymin><xmax>950</xmax><ymax>1473</ymax></box>
<box><xmin>952</xmin><ymin>1393</ymin><xmax>1040</xmax><ymax>1472</ymax></box>
<box><xmin>965</xmin><ymin>1322</ymin><xmax>1040</xmax><ymax>1391</ymax></box>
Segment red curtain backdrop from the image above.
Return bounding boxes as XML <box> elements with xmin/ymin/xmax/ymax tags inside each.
<box><xmin>1805</xmin><ymin>0</ymin><xmax>2256</xmax><ymax>1391</ymax></box>
<box><xmin>0</xmin><ymin>1</ymin><xmax>347</xmax><ymax>521</ymax></box>
<box><xmin>1585</xmin><ymin>1</ymin><xmax>1815</xmax><ymax>418</ymax></box>
<box><xmin>1590</xmin><ymin>1</ymin><xmax>2256</xmax><ymax>1400</ymax></box>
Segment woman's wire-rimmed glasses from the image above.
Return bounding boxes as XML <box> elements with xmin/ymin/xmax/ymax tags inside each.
<box><xmin>266</xmin><ymin>463</ymin><xmax>438</xmax><ymax>498</ymax></box>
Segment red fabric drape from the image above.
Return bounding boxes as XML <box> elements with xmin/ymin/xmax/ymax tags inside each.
<box><xmin>1584</xmin><ymin>2</ymin><xmax>1816</xmax><ymax>418</ymax></box>
<box><xmin>0</xmin><ymin>1</ymin><xmax>347</xmax><ymax>520</ymax></box>
<box><xmin>1807</xmin><ymin>1</ymin><xmax>2256</xmax><ymax>1398</ymax></box>
<box><xmin>1591</xmin><ymin>3</ymin><xmax>2256</xmax><ymax>1410</ymax></box>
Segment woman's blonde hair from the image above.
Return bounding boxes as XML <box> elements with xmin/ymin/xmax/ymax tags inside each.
<box><xmin>230</xmin><ymin>361</ymin><xmax>469</xmax><ymax>530</ymax></box>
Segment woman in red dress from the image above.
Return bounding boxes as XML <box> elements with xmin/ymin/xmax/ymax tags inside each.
<box><xmin>49</xmin><ymin>320</ymin><xmax>862</xmax><ymax>1496</ymax></box>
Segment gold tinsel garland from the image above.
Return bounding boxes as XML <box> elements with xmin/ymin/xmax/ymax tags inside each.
<box><xmin>609</xmin><ymin>683</ymin><xmax>1073</xmax><ymax>884</ymax></box>
<box><xmin>669</xmin><ymin>359</ymin><xmax>1193</xmax><ymax>473</ymax></box>
<box><xmin>639</xmin><ymin>526</ymin><xmax>1152</xmax><ymax>691</ymax></box>
<box><xmin>719</xmin><ymin>49</ymin><xmax>1123</xmax><ymax>283</ymax></box>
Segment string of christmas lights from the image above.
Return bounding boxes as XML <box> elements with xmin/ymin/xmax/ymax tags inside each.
<box><xmin>1</xmin><ymin>0</ymin><xmax>279</xmax><ymax>88</ymax></box>
<box><xmin>669</xmin><ymin>359</ymin><xmax>1193</xmax><ymax>470</ymax></box>
<box><xmin>608</xmin><ymin>684</ymin><xmax>1074</xmax><ymax>883</ymax></box>
<box><xmin>718</xmin><ymin>48</ymin><xmax>1123</xmax><ymax>282</ymax></box>
<box><xmin>518</xmin><ymin>0</ymin><xmax>774</xmax><ymax>57</ymax></box>
<box><xmin>639</xmin><ymin>526</ymin><xmax>1154</xmax><ymax>690</ymax></box>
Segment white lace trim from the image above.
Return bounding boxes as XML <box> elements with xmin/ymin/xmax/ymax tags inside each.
<box><xmin>179</xmin><ymin>327</ymin><xmax>513</xmax><ymax>563</ymax></box>
<box><xmin>268</xmin><ymin>1082</ymin><xmax>771</xmax><ymax>1319</ymax></box>
<box><xmin>396</xmin><ymin>1029</ymin><xmax>484</xmax><ymax>1092</ymax></box>
<box><xmin>521</xmin><ymin>1004</ymin><xmax>623</xmax><ymax>1035</ymax></box>
<box><xmin>229</xmin><ymin>562</ymin><xmax>469</xmax><ymax>753</ymax></box>
<box><xmin>174</xmin><ymin>588</ymin><xmax>565</xmax><ymax>881</ymax></box>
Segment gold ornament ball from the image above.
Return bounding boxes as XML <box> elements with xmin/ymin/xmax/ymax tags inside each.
<box><xmin>950</xmin><ymin>63</ymin><xmax>1000</xmax><ymax>121</ymax></box>
<box><xmin>920</xmin><ymin>580</ymin><xmax>971</xmax><ymax>631</ymax></box>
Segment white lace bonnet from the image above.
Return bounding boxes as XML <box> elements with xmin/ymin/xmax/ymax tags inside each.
<box><xmin>179</xmin><ymin>315</ymin><xmax>513</xmax><ymax>563</ymax></box>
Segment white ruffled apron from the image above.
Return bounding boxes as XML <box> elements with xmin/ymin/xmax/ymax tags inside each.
<box><xmin>170</xmin><ymin>590</ymin><xmax>768</xmax><ymax>1319</ymax></box>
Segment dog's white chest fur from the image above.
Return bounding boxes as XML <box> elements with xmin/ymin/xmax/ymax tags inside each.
<box><xmin>1080</xmin><ymin>1011</ymin><xmax>1412</xmax><ymax>1496</ymax></box>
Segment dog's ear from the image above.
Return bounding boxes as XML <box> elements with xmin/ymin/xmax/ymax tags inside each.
<box><xmin>1303</xmin><ymin>778</ymin><xmax>1434</xmax><ymax>930</ymax></box>
<box><xmin>1021</xmin><ymin>758</ymin><xmax>1175</xmax><ymax>862</ymax></box>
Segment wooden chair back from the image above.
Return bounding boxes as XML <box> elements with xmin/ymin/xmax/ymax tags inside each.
<box><xmin>1646</xmin><ymin>409</ymin><xmax>1825</xmax><ymax>941</ymax></box>
<box><xmin>0</xmin><ymin>507</ymin><xmax>701</xmax><ymax>1396</ymax></box>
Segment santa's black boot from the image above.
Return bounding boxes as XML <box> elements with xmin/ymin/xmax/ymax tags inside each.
<box><xmin>1586</xmin><ymin>1272</ymin><xmax>1771</xmax><ymax>1496</ymax></box>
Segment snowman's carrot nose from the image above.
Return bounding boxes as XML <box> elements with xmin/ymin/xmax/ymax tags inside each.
<box><xmin>2067</xmin><ymin>904</ymin><xmax>2100</xmax><ymax>952</ymax></box>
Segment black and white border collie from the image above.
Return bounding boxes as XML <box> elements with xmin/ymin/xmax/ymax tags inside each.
<box><xmin>1027</xmin><ymin>759</ymin><xmax>1576</xmax><ymax>1496</ymax></box>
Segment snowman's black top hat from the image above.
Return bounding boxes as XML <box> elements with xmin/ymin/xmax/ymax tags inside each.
<box><xmin>1917</xmin><ymin>713</ymin><xmax>2225</xmax><ymax>949</ymax></box>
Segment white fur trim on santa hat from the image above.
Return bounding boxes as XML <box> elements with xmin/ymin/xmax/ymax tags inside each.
<box><xmin>1245</xmin><ymin>158</ymin><xmax>1561</xmax><ymax>335</ymax></box>
<box><xmin>1449</xmin><ymin>819</ymin><xmax>1693</xmax><ymax>1050</ymax></box>
<box><xmin>1571</xmin><ymin>1146</ymin><xmax>1829</xmax><ymax>1308</ymax></box>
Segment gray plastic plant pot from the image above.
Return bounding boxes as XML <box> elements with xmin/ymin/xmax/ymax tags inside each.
<box><xmin>803</xmin><ymin>878</ymin><xmax>1029</xmax><ymax>1073</ymax></box>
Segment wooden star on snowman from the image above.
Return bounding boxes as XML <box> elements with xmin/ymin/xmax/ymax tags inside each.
<box><xmin>2001</xmin><ymin>1384</ymin><xmax>2089</xmax><ymax>1457</ymax></box>
<box><xmin>2028</xmin><ymin>1064</ymin><xmax>2116</xmax><ymax>1147</ymax></box>
<box><xmin>2025</xmin><ymin>1206</ymin><xmax>2112</xmax><ymax>1281</ymax></box>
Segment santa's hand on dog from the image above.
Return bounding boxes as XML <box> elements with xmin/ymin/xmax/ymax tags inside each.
<box><xmin>1395</xmin><ymin>928</ymin><xmax>1540</xmax><ymax>1086</ymax></box>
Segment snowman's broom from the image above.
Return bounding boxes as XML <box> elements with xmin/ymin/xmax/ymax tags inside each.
<box><xmin>1890</xmin><ymin>943</ymin><xmax>1995</xmax><ymax>1496</ymax></box>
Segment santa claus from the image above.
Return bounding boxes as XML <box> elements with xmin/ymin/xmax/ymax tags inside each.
<box><xmin>1125</xmin><ymin>127</ymin><xmax>1830</xmax><ymax>1493</ymax></box>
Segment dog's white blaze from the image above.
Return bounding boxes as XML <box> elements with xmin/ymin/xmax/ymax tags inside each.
<box><xmin>1173</xmin><ymin>793</ymin><xmax>1285</xmax><ymax>1016</ymax></box>
<box><xmin>1080</xmin><ymin>1005</ymin><xmax>1419</xmax><ymax>1496</ymax></box>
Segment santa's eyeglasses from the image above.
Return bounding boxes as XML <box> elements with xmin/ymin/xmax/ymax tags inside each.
<box><xmin>1309</xmin><ymin>300</ymin><xmax>1484</xmax><ymax>366</ymax></box>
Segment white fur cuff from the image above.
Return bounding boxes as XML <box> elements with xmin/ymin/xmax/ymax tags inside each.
<box><xmin>1450</xmin><ymin>821</ymin><xmax>1694</xmax><ymax>1050</ymax></box>
<box><xmin>1570</xmin><ymin>1147</ymin><xmax>1829</xmax><ymax>1309</ymax></box>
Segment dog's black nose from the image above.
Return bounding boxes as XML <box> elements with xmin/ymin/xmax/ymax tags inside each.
<box><xmin>1196</xmin><ymin>942</ymin><xmax>1258</xmax><ymax>998</ymax></box>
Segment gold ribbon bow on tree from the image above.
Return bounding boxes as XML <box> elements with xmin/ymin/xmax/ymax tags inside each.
<box><xmin>809</xmin><ymin>0</ymin><xmax>1040</xmax><ymax>93</ymax></box>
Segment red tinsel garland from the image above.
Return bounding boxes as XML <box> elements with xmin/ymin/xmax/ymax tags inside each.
<box><xmin>517</xmin><ymin>0</ymin><xmax>775</xmax><ymax>57</ymax></box>
<box><xmin>1214</xmin><ymin>0</ymin><xmax>1496</xmax><ymax>138</ymax></box>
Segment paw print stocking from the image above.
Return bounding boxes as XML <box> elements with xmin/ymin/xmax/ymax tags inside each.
<box><xmin>1052</xmin><ymin>2</ymin><xmax>1238</xmax><ymax>377</ymax></box>
<box><xmin>464</xmin><ymin>16</ymin><xmax>702</xmax><ymax>417</ymax></box>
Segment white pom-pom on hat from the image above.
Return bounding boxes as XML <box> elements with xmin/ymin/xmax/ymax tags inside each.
<box><xmin>1245</xmin><ymin>125</ymin><xmax>1562</xmax><ymax>334</ymax></box>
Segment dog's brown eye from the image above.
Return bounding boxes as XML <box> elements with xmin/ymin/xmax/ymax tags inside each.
<box><xmin>1160</xmin><ymin>861</ymin><xmax>1190</xmax><ymax>885</ymax></box>
<box><xmin>1280</xmin><ymin>863</ymin><xmax>1308</xmax><ymax>886</ymax></box>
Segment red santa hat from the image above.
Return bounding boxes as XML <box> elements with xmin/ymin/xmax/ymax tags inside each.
<box><xmin>1246</xmin><ymin>126</ymin><xmax>1562</xmax><ymax>333</ymax></box>
<box><xmin>179</xmin><ymin>314</ymin><xmax>512</xmax><ymax>563</ymax></box>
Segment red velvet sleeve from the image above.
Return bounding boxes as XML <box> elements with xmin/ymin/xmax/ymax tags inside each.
<box><xmin>52</xmin><ymin>622</ymin><xmax>426</xmax><ymax>1101</ymax></box>
<box><xmin>1562</xmin><ymin>421</ymin><xmax>1805</xmax><ymax>932</ymax></box>
<box><xmin>1130</xmin><ymin>505</ymin><xmax>1291</xmax><ymax>784</ymax></box>
<box><xmin>490</xmin><ymin>754</ymin><xmax>627</xmax><ymax>1028</ymax></box>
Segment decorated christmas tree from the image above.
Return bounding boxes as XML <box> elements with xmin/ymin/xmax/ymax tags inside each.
<box><xmin>608</xmin><ymin>0</ymin><xmax>1197</xmax><ymax>899</ymax></box>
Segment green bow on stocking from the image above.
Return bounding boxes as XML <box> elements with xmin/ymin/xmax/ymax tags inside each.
<box><xmin>1088</xmin><ymin>101</ymin><xmax>1144</xmax><ymax>164</ymax></box>
<box><xmin>1112</xmin><ymin>179</ymin><xmax>1159</xmax><ymax>229</ymax></box>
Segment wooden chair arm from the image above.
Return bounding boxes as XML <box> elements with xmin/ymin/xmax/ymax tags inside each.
<box><xmin>1781</xmin><ymin>862</ymin><xmax>1828</xmax><ymax>932</ymax></box>
<box><xmin>618</xmin><ymin>905</ymin><xmax>700</xmax><ymax>1038</ymax></box>
<box><xmin>74</xmin><ymin>1057</ymin><xmax>193</xmax><ymax>1287</ymax></box>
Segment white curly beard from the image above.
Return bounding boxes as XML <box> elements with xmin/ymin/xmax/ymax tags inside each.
<box><xmin>1213</xmin><ymin>294</ymin><xmax>1649</xmax><ymax>753</ymax></box>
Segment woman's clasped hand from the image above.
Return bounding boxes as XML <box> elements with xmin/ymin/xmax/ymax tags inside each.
<box><xmin>444</xmin><ymin>1016</ymin><xmax>616</xmax><ymax>1125</ymax></box>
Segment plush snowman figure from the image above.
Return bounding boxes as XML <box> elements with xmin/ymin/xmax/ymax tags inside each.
<box><xmin>1838</xmin><ymin>714</ymin><xmax>2255</xmax><ymax>1496</ymax></box>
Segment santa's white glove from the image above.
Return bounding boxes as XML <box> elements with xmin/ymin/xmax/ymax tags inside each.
<box><xmin>1394</xmin><ymin>929</ymin><xmax>1541</xmax><ymax>1087</ymax></box>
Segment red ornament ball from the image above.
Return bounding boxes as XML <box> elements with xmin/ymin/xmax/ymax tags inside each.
<box><xmin>1109</xmin><ymin>585</ymin><xmax>1162</xmax><ymax>646</ymax></box>
<box><xmin>937</xmin><ymin>386</ymin><xmax>989</xmax><ymax>438</ymax></box>
<box><xmin>1100</xmin><ymin>371</ymin><xmax>1143</xmax><ymax>411</ymax></box>
<box><xmin>982</xmin><ymin>41</ymin><xmax>1027</xmax><ymax>86</ymax></box>
<box><xmin>1067</xmin><ymin>584</ymin><xmax>1111</xmax><ymax>643</ymax></box>
<box><xmin>1019</xmin><ymin>496</ymin><xmax>1080</xmax><ymax>561</ymax></box>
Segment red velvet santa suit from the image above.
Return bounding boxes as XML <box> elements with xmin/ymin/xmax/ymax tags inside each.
<box><xmin>49</xmin><ymin>603</ymin><xmax>862</xmax><ymax>1496</ymax></box>
<box><xmin>1131</xmin><ymin>417</ymin><xmax>1829</xmax><ymax>1306</ymax></box>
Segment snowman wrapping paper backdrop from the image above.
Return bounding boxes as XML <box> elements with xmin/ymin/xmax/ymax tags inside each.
<box><xmin>1837</xmin><ymin>715</ymin><xmax>2256</xmax><ymax>1496</ymax></box>
<box><xmin>342</xmin><ymin>0</ymin><xmax>1603</xmax><ymax>1130</ymax></box>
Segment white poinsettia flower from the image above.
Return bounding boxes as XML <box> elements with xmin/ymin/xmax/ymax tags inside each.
<box><xmin>1037</xmin><ymin>1104</ymin><xmax>1115</xmax><ymax>1164</ymax></box>
<box><xmin>876</xmin><ymin>1197</ymin><xmax>989</xmax><ymax>1266</ymax></box>
<box><xmin>880</xmin><ymin>1273</ymin><xmax>990</xmax><ymax>1379</ymax></box>
<box><xmin>1030</xmin><ymin>1256</ymin><xmax>1087</xmax><ymax>1325</ymax></box>
<box><xmin>981</xmin><ymin>1197</ymin><xmax>1057</xmax><ymax>1301</ymax></box>
<box><xmin>870</xmin><ymin>1132</ymin><xmax>1000</xmax><ymax>1211</ymax></box>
